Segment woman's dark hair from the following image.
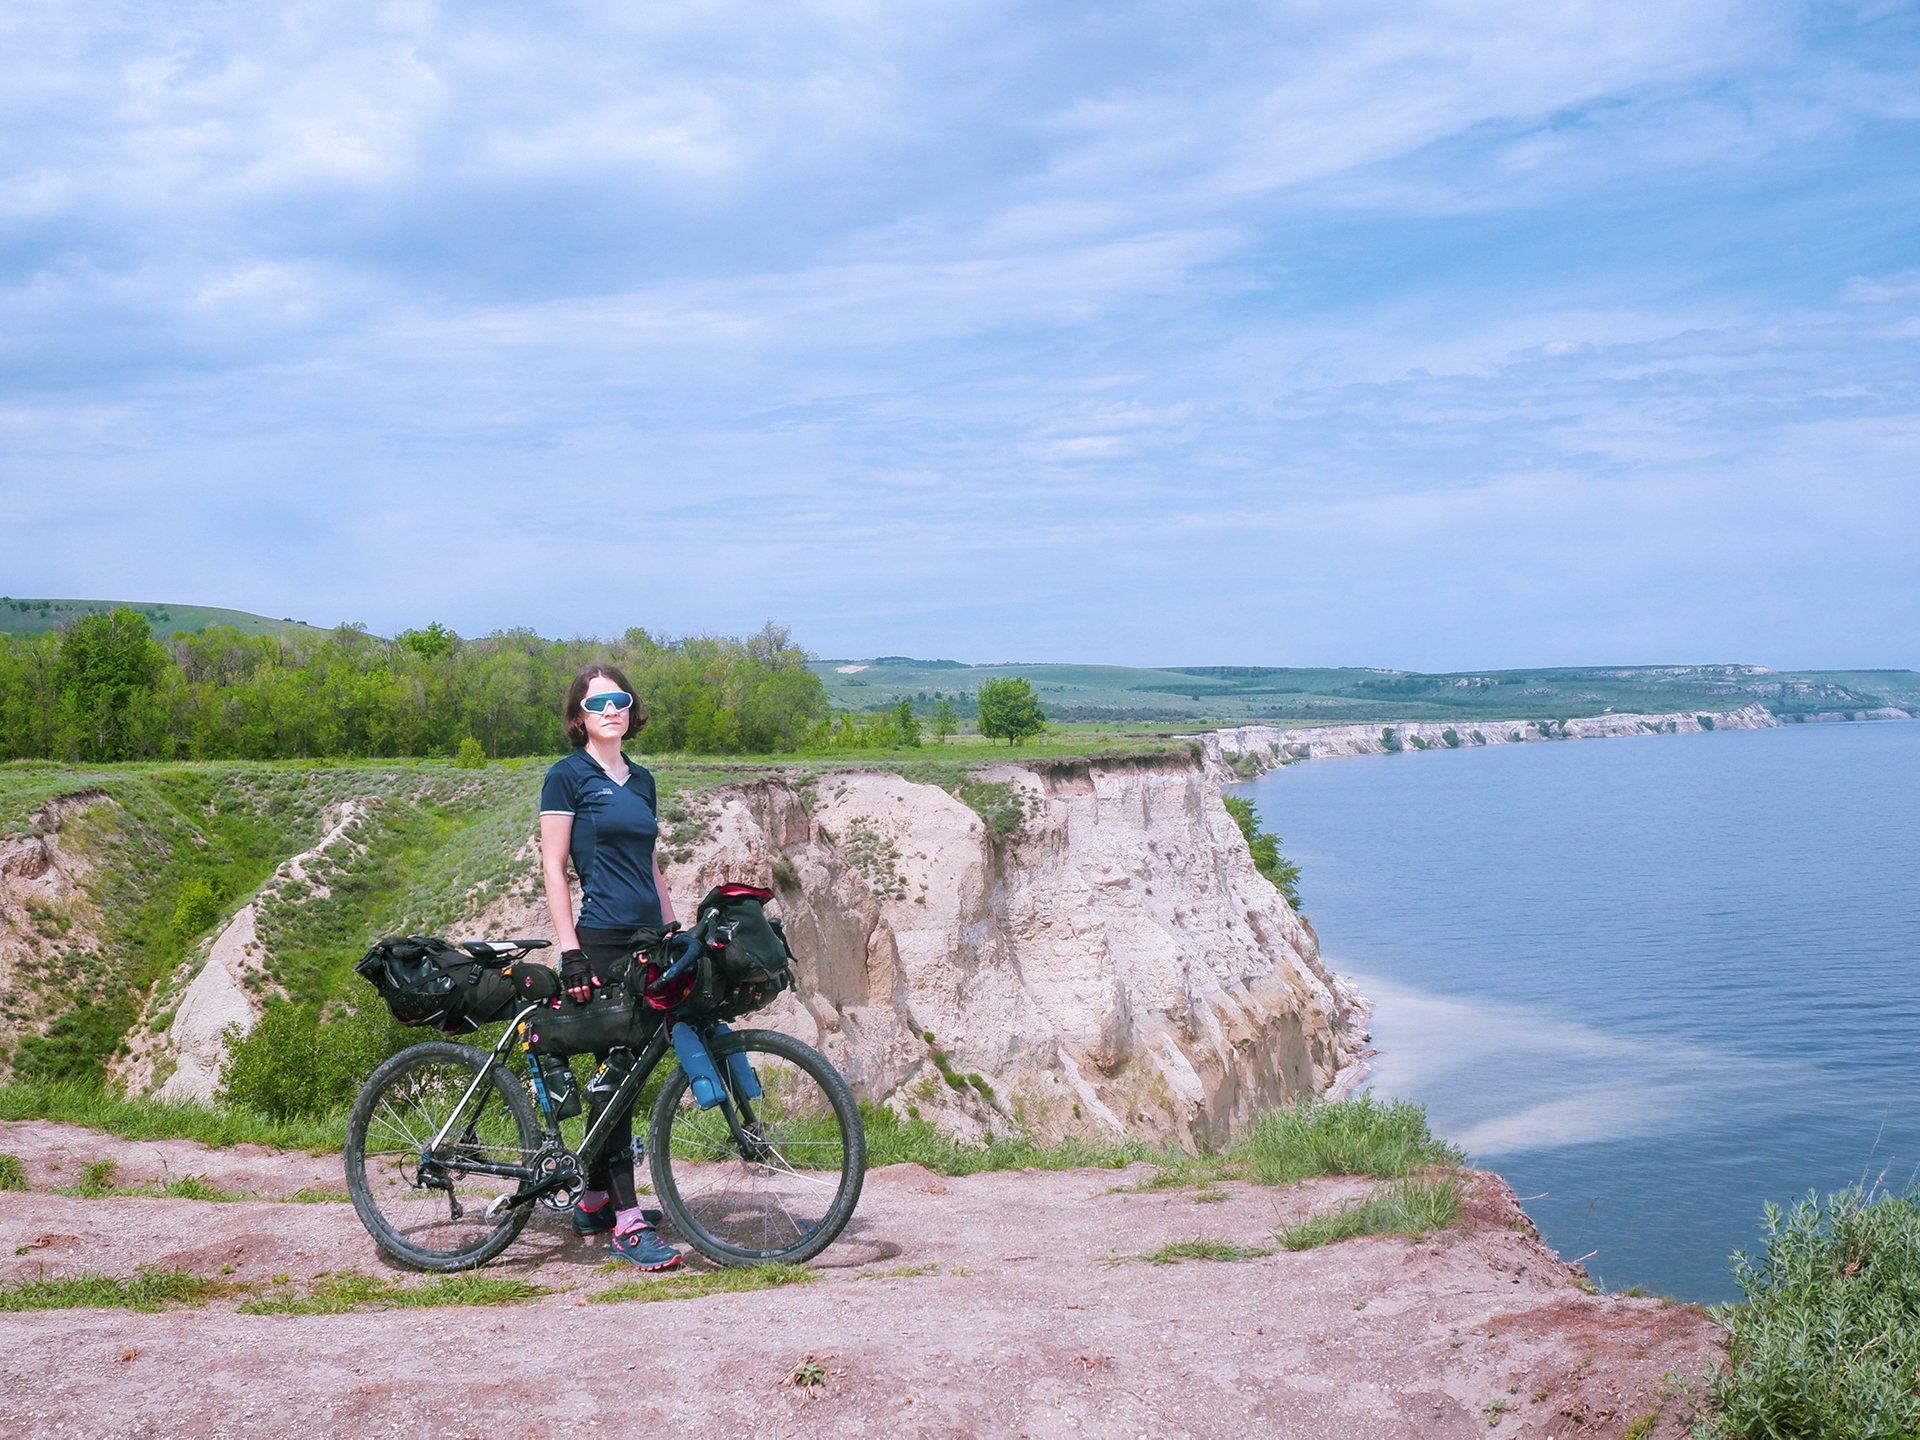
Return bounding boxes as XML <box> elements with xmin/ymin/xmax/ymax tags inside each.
<box><xmin>564</xmin><ymin>664</ymin><xmax>646</xmax><ymax>748</ymax></box>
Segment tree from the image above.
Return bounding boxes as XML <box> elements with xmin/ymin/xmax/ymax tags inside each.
<box><xmin>399</xmin><ymin>622</ymin><xmax>457</xmax><ymax>660</ymax></box>
<box><xmin>975</xmin><ymin>677</ymin><xmax>1046</xmax><ymax>746</ymax></box>
<box><xmin>56</xmin><ymin>607</ymin><xmax>167</xmax><ymax>760</ymax></box>
<box><xmin>894</xmin><ymin>697</ymin><xmax>921</xmax><ymax>747</ymax></box>
<box><xmin>931</xmin><ymin>697</ymin><xmax>957</xmax><ymax>744</ymax></box>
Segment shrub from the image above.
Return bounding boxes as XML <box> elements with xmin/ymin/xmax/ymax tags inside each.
<box><xmin>954</xmin><ymin>777</ymin><xmax>1029</xmax><ymax>838</ymax></box>
<box><xmin>1221</xmin><ymin>796</ymin><xmax>1303</xmax><ymax>910</ymax></box>
<box><xmin>1698</xmin><ymin>1189</ymin><xmax>1920</xmax><ymax>1439</ymax></box>
<box><xmin>1380</xmin><ymin>727</ymin><xmax>1403</xmax><ymax>753</ymax></box>
<box><xmin>217</xmin><ymin>1001</ymin><xmax>413</xmax><ymax>1121</ymax></box>
<box><xmin>454</xmin><ymin>737</ymin><xmax>488</xmax><ymax>769</ymax></box>
<box><xmin>172</xmin><ymin>877</ymin><xmax>225</xmax><ymax>938</ymax></box>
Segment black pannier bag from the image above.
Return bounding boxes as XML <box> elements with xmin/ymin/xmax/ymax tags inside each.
<box><xmin>355</xmin><ymin>936</ymin><xmax>526</xmax><ymax>1035</ymax></box>
<box><xmin>642</xmin><ymin>884</ymin><xmax>797</xmax><ymax>1022</ymax></box>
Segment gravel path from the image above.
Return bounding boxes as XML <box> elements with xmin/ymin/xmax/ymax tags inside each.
<box><xmin>0</xmin><ymin>1121</ymin><xmax>1721</xmax><ymax>1439</ymax></box>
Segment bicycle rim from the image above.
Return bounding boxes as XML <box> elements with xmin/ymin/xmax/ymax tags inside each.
<box><xmin>344</xmin><ymin>1041</ymin><xmax>538</xmax><ymax>1271</ymax></box>
<box><xmin>648</xmin><ymin>1029</ymin><xmax>866</xmax><ymax>1266</ymax></box>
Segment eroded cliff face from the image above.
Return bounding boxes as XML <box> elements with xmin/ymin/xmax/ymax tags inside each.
<box><xmin>470</xmin><ymin>754</ymin><xmax>1366</xmax><ymax>1151</ymax></box>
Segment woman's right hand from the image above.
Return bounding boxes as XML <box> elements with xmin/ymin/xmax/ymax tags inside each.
<box><xmin>561</xmin><ymin>948</ymin><xmax>597</xmax><ymax>1003</ymax></box>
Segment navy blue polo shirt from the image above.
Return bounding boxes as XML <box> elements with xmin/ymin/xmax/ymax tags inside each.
<box><xmin>539</xmin><ymin>749</ymin><xmax>663</xmax><ymax>930</ymax></box>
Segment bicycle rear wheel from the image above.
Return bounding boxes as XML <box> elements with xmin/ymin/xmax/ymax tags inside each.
<box><xmin>648</xmin><ymin>1028</ymin><xmax>866</xmax><ymax>1266</ymax></box>
<box><xmin>344</xmin><ymin>1041</ymin><xmax>540</xmax><ymax>1272</ymax></box>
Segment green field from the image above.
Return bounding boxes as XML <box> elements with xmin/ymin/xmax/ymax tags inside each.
<box><xmin>813</xmin><ymin>657</ymin><xmax>1920</xmax><ymax>726</ymax></box>
<box><xmin>0</xmin><ymin>598</ymin><xmax>327</xmax><ymax>641</ymax></box>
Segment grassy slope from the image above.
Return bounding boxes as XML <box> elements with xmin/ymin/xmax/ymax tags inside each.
<box><xmin>813</xmin><ymin>658</ymin><xmax>1920</xmax><ymax>725</ymax></box>
<box><xmin>0</xmin><ymin>738</ymin><xmax>1182</xmax><ymax>1087</ymax></box>
<box><xmin>0</xmin><ymin>598</ymin><xmax>328</xmax><ymax>640</ymax></box>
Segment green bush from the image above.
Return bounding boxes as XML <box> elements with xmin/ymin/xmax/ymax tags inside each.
<box><xmin>454</xmin><ymin>737</ymin><xmax>488</xmax><ymax>769</ymax></box>
<box><xmin>1699</xmin><ymin>1189</ymin><xmax>1920</xmax><ymax>1440</ymax></box>
<box><xmin>171</xmin><ymin>876</ymin><xmax>225</xmax><ymax>937</ymax></box>
<box><xmin>1221</xmin><ymin>796</ymin><xmax>1303</xmax><ymax>910</ymax></box>
<box><xmin>1239</xmin><ymin>1093</ymin><xmax>1462</xmax><ymax>1186</ymax></box>
<box><xmin>217</xmin><ymin>1000</ymin><xmax>413</xmax><ymax>1121</ymax></box>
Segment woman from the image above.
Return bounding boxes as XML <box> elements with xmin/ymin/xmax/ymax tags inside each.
<box><xmin>539</xmin><ymin>664</ymin><xmax>682</xmax><ymax>1271</ymax></box>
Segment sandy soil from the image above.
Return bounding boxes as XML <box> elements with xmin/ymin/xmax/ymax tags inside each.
<box><xmin>0</xmin><ymin>1120</ymin><xmax>1722</xmax><ymax>1440</ymax></box>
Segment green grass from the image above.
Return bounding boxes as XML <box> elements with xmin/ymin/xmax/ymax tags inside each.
<box><xmin>589</xmin><ymin>1262</ymin><xmax>817</xmax><ymax>1304</ymax></box>
<box><xmin>45</xmin><ymin>1157</ymin><xmax>247</xmax><ymax>1201</ymax></box>
<box><xmin>1237</xmin><ymin>1094</ymin><xmax>1465</xmax><ymax>1185</ymax></box>
<box><xmin>0</xmin><ymin>1269</ymin><xmax>236</xmax><ymax>1312</ymax></box>
<box><xmin>0</xmin><ymin>1153</ymin><xmax>25</xmax><ymax>1190</ymax></box>
<box><xmin>238</xmin><ymin>1271</ymin><xmax>548</xmax><ymax>1315</ymax></box>
<box><xmin>1695</xmin><ymin>1189</ymin><xmax>1920</xmax><ymax>1440</ymax></box>
<box><xmin>0</xmin><ymin>1079</ymin><xmax>347</xmax><ymax>1151</ymax></box>
<box><xmin>850</xmin><ymin>1263</ymin><xmax>939</xmax><ymax>1280</ymax></box>
<box><xmin>862</xmin><ymin>1105</ymin><xmax>1149</xmax><ymax>1175</ymax></box>
<box><xmin>1275</xmin><ymin>1175</ymin><xmax>1464</xmax><ymax>1250</ymax></box>
<box><xmin>1137</xmin><ymin>1238</ymin><xmax>1273</xmax><ymax>1265</ymax></box>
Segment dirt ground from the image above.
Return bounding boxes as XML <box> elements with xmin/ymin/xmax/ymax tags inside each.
<box><xmin>0</xmin><ymin>1120</ymin><xmax>1723</xmax><ymax>1440</ymax></box>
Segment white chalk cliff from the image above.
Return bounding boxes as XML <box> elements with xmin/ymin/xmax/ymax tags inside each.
<box><xmin>470</xmin><ymin>753</ymin><xmax>1367</xmax><ymax>1151</ymax></box>
<box><xmin>1196</xmin><ymin>702</ymin><xmax>1781</xmax><ymax>776</ymax></box>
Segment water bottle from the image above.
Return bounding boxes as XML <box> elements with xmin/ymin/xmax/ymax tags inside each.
<box><xmin>539</xmin><ymin>1055</ymin><xmax>581</xmax><ymax>1120</ymax></box>
<box><xmin>670</xmin><ymin>1024</ymin><xmax>727</xmax><ymax>1109</ymax></box>
<box><xmin>586</xmin><ymin>1047</ymin><xmax>635</xmax><ymax>1106</ymax></box>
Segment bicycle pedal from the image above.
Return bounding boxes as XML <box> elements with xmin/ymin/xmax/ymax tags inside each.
<box><xmin>485</xmin><ymin>1193</ymin><xmax>517</xmax><ymax>1221</ymax></box>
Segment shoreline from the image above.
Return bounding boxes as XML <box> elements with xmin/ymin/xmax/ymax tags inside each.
<box><xmin>1192</xmin><ymin>701</ymin><xmax>1804</xmax><ymax>777</ymax></box>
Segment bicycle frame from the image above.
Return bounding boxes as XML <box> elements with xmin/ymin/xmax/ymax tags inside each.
<box><xmin>423</xmin><ymin>1003</ymin><xmax>760</xmax><ymax>1212</ymax></box>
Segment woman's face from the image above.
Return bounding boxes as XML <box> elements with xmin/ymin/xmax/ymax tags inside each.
<box><xmin>581</xmin><ymin>675</ymin><xmax>631</xmax><ymax>744</ymax></box>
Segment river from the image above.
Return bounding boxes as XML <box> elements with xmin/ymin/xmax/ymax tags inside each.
<box><xmin>1239</xmin><ymin>718</ymin><xmax>1920</xmax><ymax>1302</ymax></box>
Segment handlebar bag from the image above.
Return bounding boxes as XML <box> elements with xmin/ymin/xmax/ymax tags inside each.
<box><xmin>638</xmin><ymin>886</ymin><xmax>797</xmax><ymax>1022</ymax></box>
<box><xmin>354</xmin><ymin>936</ymin><xmax>519</xmax><ymax>1034</ymax></box>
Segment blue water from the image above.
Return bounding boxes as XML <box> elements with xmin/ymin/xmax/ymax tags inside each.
<box><xmin>1240</xmin><ymin>720</ymin><xmax>1920</xmax><ymax>1302</ymax></box>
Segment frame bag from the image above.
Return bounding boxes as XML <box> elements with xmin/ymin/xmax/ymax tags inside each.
<box><xmin>519</xmin><ymin>980</ymin><xmax>652</xmax><ymax>1058</ymax></box>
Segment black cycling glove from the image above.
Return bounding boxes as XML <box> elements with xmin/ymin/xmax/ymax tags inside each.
<box><xmin>560</xmin><ymin>948</ymin><xmax>595</xmax><ymax>997</ymax></box>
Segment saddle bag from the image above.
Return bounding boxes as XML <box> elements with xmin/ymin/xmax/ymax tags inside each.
<box><xmin>355</xmin><ymin>936</ymin><xmax>529</xmax><ymax>1034</ymax></box>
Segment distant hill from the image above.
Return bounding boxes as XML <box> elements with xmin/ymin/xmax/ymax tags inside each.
<box><xmin>809</xmin><ymin>658</ymin><xmax>1920</xmax><ymax>726</ymax></box>
<box><xmin>0</xmin><ymin>597</ymin><xmax>330</xmax><ymax>641</ymax></box>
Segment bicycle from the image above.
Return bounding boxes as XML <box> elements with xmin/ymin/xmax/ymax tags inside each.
<box><xmin>343</xmin><ymin>938</ymin><xmax>866</xmax><ymax>1273</ymax></box>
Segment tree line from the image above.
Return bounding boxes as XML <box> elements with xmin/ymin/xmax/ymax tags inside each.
<box><xmin>0</xmin><ymin>609</ymin><xmax>835</xmax><ymax>762</ymax></box>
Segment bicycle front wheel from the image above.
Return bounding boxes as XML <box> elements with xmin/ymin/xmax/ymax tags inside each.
<box><xmin>344</xmin><ymin>1041</ymin><xmax>540</xmax><ymax>1272</ymax></box>
<box><xmin>648</xmin><ymin>1028</ymin><xmax>866</xmax><ymax>1266</ymax></box>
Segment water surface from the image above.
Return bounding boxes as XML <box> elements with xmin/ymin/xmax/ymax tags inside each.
<box><xmin>1241</xmin><ymin>720</ymin><xmax>1920</xmax><ymax>1301</ymax></box>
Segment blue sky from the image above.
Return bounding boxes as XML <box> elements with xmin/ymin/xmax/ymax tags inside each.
<box><xmin>3</xmin><ymin>0</ymin><xmax>1917</xmax><ymax>669</ymax></box>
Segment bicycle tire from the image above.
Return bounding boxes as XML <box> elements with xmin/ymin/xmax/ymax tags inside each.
<box><xmin>647</xmin><ymin>1028</ymin><xmax>866</xmax><ymax>1266</ymax></box>
<box><xmin>344</xmin><ymin>1040</ymin><xmax>540</xmax><ymax>1272</ymax></box>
